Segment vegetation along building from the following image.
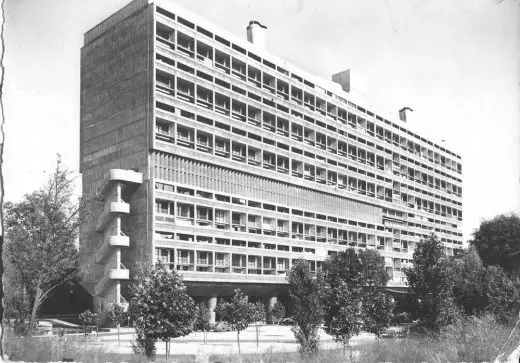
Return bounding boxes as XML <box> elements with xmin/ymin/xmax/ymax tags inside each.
<box><xmin>79</xmin><ymin>0</ymin><xmax>464</xmax><ymax>319</ymax></box>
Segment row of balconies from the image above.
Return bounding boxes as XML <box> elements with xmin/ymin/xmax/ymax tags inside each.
<box><xmin>154</xmin><ymin>244</ymin><xmax>409</xmax><ymax>284</ymax></box>
<box><xmin>153</xmin><ymin>24</ymin><xmax>461</xmax><ymax>175</ymax></box>
<box><xmin>153</xmin><ymin>33</ymin><xmax>462</xmax><ymax>178</ymax></box>
<box><xmin>156</xmin><ymin>122</ymin><xmax>463</xmax><ymax>216</ymax></box>
<box><xmin>155</xmin><ymin>71</ymin><xmax>463</xmax><ymax>188</ymax></box>
<box><xmin>153</xmin><ymin>98</ymin><xmax>463</xmax><ymax>207</ymax></box>
<box><xmin>154</xmin><ymin>181</ymin><xmax>463</xmax><ymax>240</ymax></box>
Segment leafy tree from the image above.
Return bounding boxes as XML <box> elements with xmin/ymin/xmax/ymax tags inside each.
<box><xmin>107</xmin><ymin>303</ymin><xmax>128</xmax><ymax>346</ymax></box>
<box><xmin>194</xmin><ymin>302</ymin><xmax>211</xmax><ymax>344</ymax></box>
<box><xmin>323</xmin><ymin>281</ymin><xmax>362</xmax><ymax>356</ymax></box>
<box><xmin>4</xmin><ymin>157</ymin><xmax>85</xmax><ymax>337</ymax></box>
<box><xmin>3</xmin><ymin>260</ymin><xmax>31</xmax><ymax>331</ymax></box>
<box><xmin>287</xmin><ymin>259</ymin><xmax>325</xmax><ymax>359</ymax></box>
<box><xmin>358</xmin><ymin>249</ymin><xmax>389</xmax><ymax>288</ymax></box>
<box><xmin>435</xmin><ymin>245</ymin><xmax>520</xmax><ymax>326</ymax></box>
<box><xmin>405</xmin><ymin>234</ymin><xmax>460</xmax><ymax>331</ymax></box>
<box><xmin>130</xmin><ymin>262</ymin><xmax>196</xmax><ymax>359</ymax></box>
<box><xmin>323</xmin><ymin>250</ymin><xmax>363</xmax><ymax>354</ymax></box>
<box><xmin>362</xmin><ymin>291</ymin><xmax>394</xmax><ymax>339</ymax></box>
<box><xmin>324</xmin><ymin>249</ymin><xmax>363</xmax><ymax>288</ymax></box>
<box><xmin>225</xmin><ymin>289</ymin><xmax>255</xmax><ymax>354</ymax></box>
<box><xmin>251</xmin><ymin>301</ymin><xmax>266</xmax><ymax>348</ymax></box>
<box><xmin>471</xmin><ymin>213</ymin><xmax>520</xmax><ymax>273</ymax></box>
<box><xmin>322</xmin><ymin>248</ymin><xmax>390</xmax><ymax>355</ymax></box>
<box><xmin>482</xmin><ymin>265</ymin><xmax>520</xmax><ymax>325</ymax></box>
<box><xmin>272</xmin><ymin>301</ymin><xmax>286</xmax><ymax>324</ymax></box>
<box><xmin>78</xmin><ymin>310</ymin><xmax>97</xmax><ymax>340</ymax></box>
<box><xmin>451</xmin><ymin>247</ymin><xmax>487</xmax><ymax>315</ymax></box>
<box><xmin>214</xmin><ymin>299</ymin><xmax>232</xmax><ymax>323</ymax></box>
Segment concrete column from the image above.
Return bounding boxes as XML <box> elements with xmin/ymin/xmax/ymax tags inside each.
<box><xmin>265</xmin><ymin>296</ymin><xmax>277</xmax><ymax>324</ymax></box>
<box><xmin>116</xmin><ymin>248</ymin><xmax>121</xmax><ymax>267</ymax></box>
<box><xmin>115</xmin><ymin>281</ymin><xmax>121</xmax><ymax>304</ymax></box>
<box><xmin>207</xmin><ymin>295</ymin><xmax>217</xmax><ymax>324</ymax></box>
<box><xmin>116</xmin><ymin>182</ymin><xmax>122</xmax><ymax>202</ymax></box>
<box><xmin>116</xmin><ymin>216</ymin><xmax>121</xmax><ymax>235</ymax></box>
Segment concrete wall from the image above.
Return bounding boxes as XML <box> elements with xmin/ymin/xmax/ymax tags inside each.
<box><xmin>79</xmin><ymin>2</ymin><xmax>154</xmax><ymax>297</ymax></box>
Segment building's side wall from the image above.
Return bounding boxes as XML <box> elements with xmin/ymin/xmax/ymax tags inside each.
<box><xmin>79</xmin><ymin>2</ymin><xmax>154</xmax><ymax>300</ymax></box>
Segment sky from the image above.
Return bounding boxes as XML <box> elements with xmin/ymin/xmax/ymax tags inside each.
<box><xmin>3</xmin><ymin>0</ymin><xmax>520</xmax><ymax>241</ymax></box>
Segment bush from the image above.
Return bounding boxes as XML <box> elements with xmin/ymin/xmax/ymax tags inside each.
<box><xmin>132</xmin><ymin>325</ymin><xmax>157</xmax><ymax>358</ymax></box>
<box><xmin>391</xmin><ymin>311</ymin><xmax>413</xmax><ymax>325</ymax></box>
<box><xmin>358</xmin><ymin>314</ymin><xmax>520</xmax><ymax>362</ymax></box>
<box><xmin>441</xmin><ymin>314</ymin><xmax>520</xmax><ymax>362</ymax></box>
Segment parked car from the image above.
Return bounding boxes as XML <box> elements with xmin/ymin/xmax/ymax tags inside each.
<box><xmin>14</xmin><ymin>320</ymin><xmax>54</xmax><ymax>336</ymax></box>
<box><xmin>279</xmin><ymin>317</ymin><xmax>296</xmax><ymax>326</ymax></box>
<box><xmin>210</xmin><ymin>321</ymin><xmax>232</xmax><ymax>332</ymax></box>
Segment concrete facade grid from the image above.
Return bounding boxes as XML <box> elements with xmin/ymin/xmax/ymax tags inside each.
<box><xmin>79</xmin><ymin>0</ymin><xmax>463</xmax><ymax>313</ymax></box>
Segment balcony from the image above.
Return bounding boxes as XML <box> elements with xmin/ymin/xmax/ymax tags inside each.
<box><xmin>95</xmin><ymin>202</ymin><xmax>130</xmax><ymax>232</ymax></box>
<box><xmin>97</xmin><ymin>169</ymin><xmax>143</xmax><ymax>199</ymax></box>
<box><xmin>95</xmin><ymin>235</ymin><xmax>130</xmax><ymax>264</ymax></box>
<box><xmin>94</xmin><ymin>265</ymin><xmax>130</xmax><ymax>296</ymax></box>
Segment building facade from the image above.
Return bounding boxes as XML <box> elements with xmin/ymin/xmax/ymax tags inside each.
<box><xmin>79</xmin><ymin>0</ymin><xmax>463</xmax><ymax>316</ymax></box>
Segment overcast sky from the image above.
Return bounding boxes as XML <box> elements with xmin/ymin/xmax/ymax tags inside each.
<box><xmin>3</xmin><ymin>0</ymin><xmax>519</xmax><ymax>241</ymax></box>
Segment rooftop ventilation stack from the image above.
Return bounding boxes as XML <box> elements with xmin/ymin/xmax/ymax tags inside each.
<box><xmin>399</xmin><ymin>107</ymin><xmax>414</xmax><ymax>123</ymax></box>
<box><xmin>332</xmin><ymin>69</ymin><xmax>351</xmax><ymax>93</ymax></box>
<box><xmin>246</xmin><ymin>20</ymin><xmax>267</xmax><ymax>50</ymax></box>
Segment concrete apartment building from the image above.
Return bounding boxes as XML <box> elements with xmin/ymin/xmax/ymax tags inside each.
<box><xmin>79</xmin><ymin>0</ymin><xmax>463</xmax><ymax>316</ymax></box>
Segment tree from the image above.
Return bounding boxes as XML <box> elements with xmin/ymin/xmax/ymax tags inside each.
<box><xmin>322</xmin><ymin>250</ymin><xmax>363</xmax><ymax>354</ymax></box>
<box><xmin>214</xmin><ymin>299</ymin><xmax>232</xmax><ymax>323</ymax></box>
<box><xmin>3</xmin><ymin>260</ymin><xmax>31</xmax><ymax>332</ymax></box>
<box><xmin>107</xmin><ymin>303</ymin><xmax>128</xmax><ymax>346</ymax></box>
<box><xmin>78</xmin><ymin>310</ymin><xmax>97</xmax><ymax>341</ymax></box>
<box><xmin>324</xmin><ymin>249</ymin><xmax>363</xmax><ymax>289</ymax></box>
<box><xmin>287</xmin><ymin>259</ymin><xmax>325</xmax><ymax>358</ymax></box>
<box><xmin>471</xmin><ymin>213</ymin><xmax>520</xmax><ymax>273</ymax></box>
<box><xmin>272</xmin><ymin>301</ymin><xmax>286</xmax><ymax>324</ymax></box>
<box><xmin>130</xmin><ymin>262</ymin><xmax>196</xmax><ymax>359</ymax></box>
<box><xmin>431</xmin><ymin>245</ymin><xmax>520</xmax><ymax>326</ymax></box>
<box><xmin>194</xmin><ymin>302</ymin><xmax>211</xmax><ymax>344</ymax></box>
<box><xmin>322</xmin><ymin>248</ymin><xmax>390</xmax><ymax>356</ymax></box>
<box><xmin>482</xmin><ymin>265</ymin><xmax>520</xmax><ymax>325</ymax></box>
<box><xmin>226</xmin><ymin>289</ymin><xmax>255</xmax><ymax>354</ymax></box>
<box><xmin>358</xmin><ymin>249</ymin><xmax>389</xmax><ymax>288</ymax></box>
<box><xmin>451</xmin><ymin>247</ymin><xmax>488</xmax><ymax>315</ymax></box>
<box><xmin>405</xmin><ymin>234</ymin><xmax>460</xmax><ymax>331</ymax></box>
<box><xmin>362</xmin><ymin>291</ymin><xmax>394</xmax><ymax>339</ymax></box>
<box><xmin>4</xmin><ymin>157</ymin><xmax>85</xmax><ymax>337</ymax></box>
<box><xmin>251</xmin><ymin>301</ymin><xmax>266</xmax><ymax>348</ymax></box>
<box><xmin>323</xmin><ymin>281</ymin><xmax>362</xmax><ymax>356</ymax></box>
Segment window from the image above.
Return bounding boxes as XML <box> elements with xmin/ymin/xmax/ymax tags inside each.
<box><xmin>155</xmin><ymin>248</ymin><xmax>174</xmax><ymax>268</ymax></box>
<box><xmin>155</xmin><ymin>201</ymin><xmax>173</xmax><ymax>215</ymax></box>
<box><xmin>177</xmin><ymin>204</ymin><xmax>193</xmax><ymax>218</ymax></box>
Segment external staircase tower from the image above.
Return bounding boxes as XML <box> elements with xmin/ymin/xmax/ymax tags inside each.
<box><xmin>93</xmin><ymin>169</ymin><xmax>142</xmax><ymax>306</ymax></box>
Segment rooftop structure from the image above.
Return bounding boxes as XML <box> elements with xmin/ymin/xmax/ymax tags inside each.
<box><xmin>79</xmin><ymin>0</ymin><xmax>463</xmax><ymax>318</ymax></box>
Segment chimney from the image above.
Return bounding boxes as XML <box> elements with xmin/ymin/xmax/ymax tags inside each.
<box><xmin>332</xmin><ymin>69</ymin><xmax>351</xmax><ymax>93</ymax></box>
<box><xmin>246</xmin><ymin>21</ymin><xmax>267</xmax><ymax>49</ymax></box>
<box><xmin>399</xmin><ymin>107</ymin><xmax>414</xmax><ymax>123</ymax></box>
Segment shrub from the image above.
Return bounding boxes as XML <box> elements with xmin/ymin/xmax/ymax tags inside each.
<box><xmin>132</xmin><ymin>329</ymin><xmax>157</xmax><ymax>358</ymax></box>
<box><xmin>272</xmin><ymin>301</ymin><xmax>286</xmax><ymax>324</ymax></box>
<box><xmin>358</xmin><ymin>314</ymin><xmax>520</xmax><ymax>363</ymax></box>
